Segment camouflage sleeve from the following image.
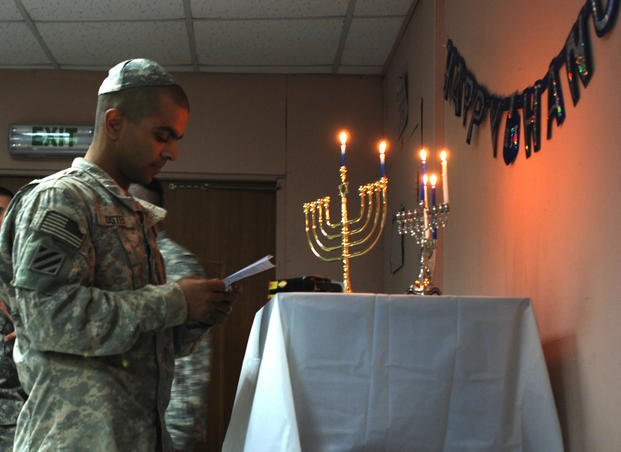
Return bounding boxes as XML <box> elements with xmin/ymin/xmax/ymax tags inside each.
<box><xmin>10</xmin><ymin>186</ymin><xmax>187</xmax><ymax>356</ymax></box>
<box><xmin>159</xmin><ymin>236</ymin><xmax>206</xmax><ymax>282</ymax></box>
<box><xmin>159</xmin><ymin>235</ymin><xmax>211</xmax><ymax>449</ymax></box>
<box><xmin>166</xmin><ymin>332</ymin><xmax>211</xmax><ymax>450</ymax></box>
<box><xmin>157</xmin><ymin>235</ymin><xmax>210</xmax><ymax>357</ymax></box>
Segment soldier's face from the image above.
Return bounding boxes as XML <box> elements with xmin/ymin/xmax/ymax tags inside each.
<box><xmin>118</xmin><ymin>93</ymin><xmax>189</xmax><ymax>188</ymax></box>
<box><xmin>0</xmin><ymin>194</ymin><xmax>11</xmax><ymax>227</ymax></box>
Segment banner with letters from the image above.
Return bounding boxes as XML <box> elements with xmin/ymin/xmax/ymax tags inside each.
<box><xmin>443</xmin><ymin>0</ymin><xmax>618</xmax><ymax>165</ymax></box>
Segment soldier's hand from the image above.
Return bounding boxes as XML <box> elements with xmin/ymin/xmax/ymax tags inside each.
<box><xmin>177</xmin><ymin>277</ymin><xmax>237</xmax><ymax>325</ymax></box>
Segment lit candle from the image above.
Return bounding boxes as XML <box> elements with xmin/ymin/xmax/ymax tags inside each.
<box><xmin>339</xmin><ymin>131</ymin><xmax>348</xmax><ymax>167</ymax></box>
<box><xmin>430</xmin><ymin>174</ymin><xmax>438</xmax><ymax>239</ymax></box>
<box><xmin>440</xmin><ymin>149</ymin><xmax>449</xmax><ymax>204</ymax></box>
<box><xmin>419</xmin><ymin>148</ymin><xmax>428</xmax><ymax>202</ymax></box>
<box><xmin>378</xmin><ymin>140</ymin><xmax>387</xmax><ymax>178</ymax></box>
<box><xmin>423</xmin><ymin>174</ymin><xmax>430</xmax><ymax>239</ymax></box>
<box><xmin>429</xmin><ymin>174</ymin><xmax>437</xmax><ymax>206</ymax></box>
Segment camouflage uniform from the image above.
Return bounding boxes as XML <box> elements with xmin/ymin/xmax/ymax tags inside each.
<box><xmin>158</xmin><ymin>232</ymin><xmax>211</xmax><ymax>451</ymax></box>
<box><xmin>0</xmin><ymin>301</ymin><xmax>26</xmax><ymax>450</ymax></box>
<box><xmin>0</xmin><ymin>158</ymin><xmax>207</xmax><ymax>451</ymax></box>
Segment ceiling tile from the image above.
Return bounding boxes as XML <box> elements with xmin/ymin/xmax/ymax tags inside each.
<box><xmin>198</xmin><ymin>65</ymin><xmax>332</xmax><ymax>74</ymax></box>
<box><xmin>0</xmin><ymin>0</ymin><xmax>416</xmax><ymax>75</ymax></box>
<box><xmin>0</xmin><ymin>23</ymin><xmax>50</xmax><ymax>66</ymax></box>
<box><xmin>0</xmin><ymin>1</ymin><xmax>23</xmax><ymax>20</ymax></box>
<box><xmin>194</xmin><ymin>18</ymin><xmax>341</xmax><ymax>66</ymax></box>
<box><xmin>355</xmin><ymin>0</ymin><xmax>413</xmax><ymax>16</ymax></box>
<box><xmin>21</xmin><ymin>0</ymin><xmax>183</xmax><ymax>20</ymax></box>
<box><xmin>164</xmin><ymin>65</ymin><xmax>197</xmax><ymax>72</ymax></box>
<box><xmin>37</xmin><ymin>21</ymin><xmax>191</xmax><ymax>67</ymax></box>
<box><xmin>341</xmin><ymin>17</ymin><xmax>403</xmax><ymax>66</ymax></box>
<box><xmin>190</xmin><ymin>0</ymin><xmax>349</xmax><ymax>18</ymax></box>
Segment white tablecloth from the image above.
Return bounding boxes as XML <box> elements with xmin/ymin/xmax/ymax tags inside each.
<box><xmin>223</xmin><ymin>293</ymin><xmax>563</xmax><ymax>452</ymax></box>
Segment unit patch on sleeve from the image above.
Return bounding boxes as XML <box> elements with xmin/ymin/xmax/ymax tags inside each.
<box><xmin>29</xmin><ymin>244</ymin><xmax>66</xmax><ymax>276</ymax></box>
<box><xmin>39</xmin><ymin>211</ymin><xmax>84</xmax><ymax>249</ymax></box>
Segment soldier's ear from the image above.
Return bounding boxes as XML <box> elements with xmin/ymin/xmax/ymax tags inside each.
<box><xmin>104</xmin><ymin>108</ymin><xmax>124</xmax><ymax>139</ymax></box>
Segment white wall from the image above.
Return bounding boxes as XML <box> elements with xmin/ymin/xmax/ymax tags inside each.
<box><xmin>384</xmin><ymin>0</ymin><xmax>621</xmax><ymax>449</ymax></box>
<box><xmin>382</xmin><ymin>0</ymin><xmax>443</xmax><ymax>293</ymax></box>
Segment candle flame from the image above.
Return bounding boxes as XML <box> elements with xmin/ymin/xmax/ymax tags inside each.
<box><xmin>378</xmin><ymin>140</ymin><xmax>387</xmax><ymax>155</ymax></box>
<box><xmin>419</xmin><ymin>148</ymin><xmax>428</xmax><ymax>162</ymax></box>
<box><xmin>430</xmin><ymin>174</ymin><xmax>437</xmax><ymax>187</ymax></box>
<box><xmin>339</xmin><ymin>131</ymin><xmax>349</xmax><ymax>146</ymax></box>
<box><xmin>440</xmin><ymin>149</ymin><xmax>448</xmax><ymax>162</ymax></box>
<box><xmin>423</xmin><ymin>174</ymin><xmax>429</xmax><ymax>184</ymax></box>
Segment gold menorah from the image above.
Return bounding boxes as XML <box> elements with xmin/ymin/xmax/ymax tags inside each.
<box><xmin>303</xmin><ymin>133</ymin><xmax>388</xmax><ymax>293</ymax></box>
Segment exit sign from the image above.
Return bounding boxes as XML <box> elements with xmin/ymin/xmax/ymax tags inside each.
<box><xmin>9</xmin><ymin>124</ymin><xmax>94</xmax><ymax>157</ymax></box>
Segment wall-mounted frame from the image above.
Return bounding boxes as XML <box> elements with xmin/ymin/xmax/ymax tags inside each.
<box><xmin>396</xmin><ymin>72</ymin><xmax>409</xmax><ymax>138</ymax></box>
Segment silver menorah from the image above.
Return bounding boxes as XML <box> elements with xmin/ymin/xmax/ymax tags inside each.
<box><xmin>394</xmin><ymin>145</ymin><xmax>451</xmax><ymax>295</ymax></box>
<box><xmin>395</xmin><ymin>201</ymin><xmax>449</xmax><ymax>294</ymax></box>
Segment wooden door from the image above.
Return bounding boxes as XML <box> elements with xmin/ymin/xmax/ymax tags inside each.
<box><xmin>162</xmin><ymin>181</ymin><xmax>277</xmax><ymax>451</ymax></box>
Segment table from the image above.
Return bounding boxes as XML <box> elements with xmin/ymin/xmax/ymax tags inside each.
<box><xmin>223</xmin><ymin>293</ymin><xmax>563</xmax><ymax>452</ymax></box>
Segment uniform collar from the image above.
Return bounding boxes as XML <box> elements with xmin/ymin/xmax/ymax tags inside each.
<box><xmin>133</xmin><ymin>198</ymin><xmax>167</xmax><ymax>227</ymax></box>
<box><xmin>71</xmin><ymin>158</ymin><xmax>168</xmax><ymax>228</ymax></box>
<box><xmin>72</xmin><ymin>158</ymin><xmax>126</xmax><ymax>198</ymax></box>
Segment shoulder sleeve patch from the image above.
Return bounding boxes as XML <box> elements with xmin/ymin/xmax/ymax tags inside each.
<box><xmin>39</xmin><ymin>211</ymin><xmax>84</xmax><ymax>249</ymax></box>
<box><xmin>29</xmin><ymin>244</ymin><xmax>66</xmax><ymax>276</ymax></box>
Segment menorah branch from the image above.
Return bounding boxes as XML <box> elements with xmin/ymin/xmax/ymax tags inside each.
<box><xmin>303</xmin><ymin>174</ymin><xmax>388</xmax><ymax>293</ymax></box>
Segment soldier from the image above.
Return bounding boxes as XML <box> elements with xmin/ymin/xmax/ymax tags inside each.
<box><xmin>0</xmin><ymin>59</ymin><xmax>235</xmax><ymax>451</ymax></box>
<box><xmin>0</xmin><ymin>186</ymin><xmax>27</xmax><ymax>450</ymax></box>
<box><xmin>129</xmin><ymin>180</ymin><xmax>212</xmax><ymax>451</ymax></box>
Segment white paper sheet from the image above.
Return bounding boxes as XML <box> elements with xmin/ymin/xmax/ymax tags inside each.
<box><xmin>224</xmin><ymin>255</ymin><xmax>275</xmax><ymax>288</ymax></box>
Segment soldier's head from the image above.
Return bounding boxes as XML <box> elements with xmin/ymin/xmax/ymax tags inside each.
<box><xmin>94</xmin><ymin>59</ymin><xmax>189</xmax><ymax>133</ymax></box>
<box><xmin>89</xmin><ymin>59</ymin><xmax>190</xmax><ymax>190</ymax></box>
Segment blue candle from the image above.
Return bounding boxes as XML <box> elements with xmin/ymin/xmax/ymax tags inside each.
<box><xmin>339</xmin><ymin>131</ymin><xmax>348</xmax><ymax>167</ymax></box>
<box><xmin>430</xmin><ymin>174</ymin><xmax>438</xmax><ymax>239</ymax></box>
<box><xmin>422</xmin><ymin>174</ymin><xmax>429</xmax><ymax>239</ymax></box>
<box><xmin>419</xmin><ymin>148</ymin><xmax>427</xmax><ymax>202</ymax></box>
<box><xmin>379</xmin><ymin>140</ymin><xmax>386</xmax><ymax>178</ymax></box>
<box><xmin>419</xmin><ymin>165</ymin><xmax>426</xmax><ymax>201</ymax></box>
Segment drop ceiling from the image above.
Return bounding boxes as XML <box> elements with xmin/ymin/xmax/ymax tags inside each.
<box><xmin>0</xmin><ymin>0</ymin><xmax>417</xmax><ymax>75</ymax></box>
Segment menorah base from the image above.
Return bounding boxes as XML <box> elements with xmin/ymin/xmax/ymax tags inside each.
<box><xmin>407</xmin><ymin>283</ymin><xmax>442</xmax><ymax>295</ymax></box>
